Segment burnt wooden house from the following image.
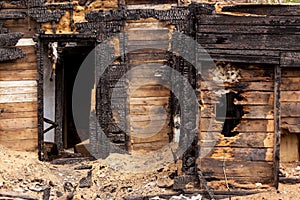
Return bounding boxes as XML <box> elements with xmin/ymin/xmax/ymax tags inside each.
<box><xmin>1</xmin><ymin>0</ymin><xmax>300</xmax><ymax>189</ymax></box>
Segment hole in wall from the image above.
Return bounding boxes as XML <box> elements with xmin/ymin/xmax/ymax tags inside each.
<box><xmin>216</xmin><ymin>92</ymin><xmax>244</xmax><ymax>137</ymax></box>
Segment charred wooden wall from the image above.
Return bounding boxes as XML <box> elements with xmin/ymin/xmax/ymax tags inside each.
<box><xmin>1</xmin><ymin>0</ymin><xmax>300</xmax><ymax>189</ymax></box>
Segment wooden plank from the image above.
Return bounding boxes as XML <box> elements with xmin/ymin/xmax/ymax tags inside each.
<box><xmin>198</xmin><ymin>15</ymin><xmax>300</xmax><ymax>26</ymax></box>
<box><xmin>240</xmin><ymin>67</ymin><xmax>274</xmax><ymax>81</ymax></box>
<box><xmin>281</xmin><ymin>91</ymin><xmax>300</xmax><ymax>102</ymax></box>
<box><xmin>0</xmin><ymin>101</ymin><xmax>37</xmax><ymax>113</ymax></box>
<box><xmin>130</xmin><ymin>104</ymin><xmax>168</xmax><ymax>115</ymax></box>
<box><xmin>130</xmin><ymin>113</ymin><xmax>168</xmax><ymax>122</ymax></box>
<box><xmin>198</xmin><ymin>24</ymin><xmax>300</xmax><ymax>35</ymax></box>
<box><xmin>200</xmin><ymin>118</ymin><xmax>224</xmax><ymax>132</ymax></box>
<box><xmin>127</xmin><ymin>29</ymin><xmax>169</xmax><ymax>41</ymax></box>
<box><xmin>281</xmin><ymin>52</ymin><xmax>300</xmax><ymax>67</ymax></box>
<box><xmin>0</xmin><ymin>117</ymin><xmax>37</xmax><ymax>130</ymax></box>
<box><xmin>282</xmin><ymin>124</ymin><xmax>300</xmax><ymax>133</ymax></box>
<box><xmin>282</xmin><ymin>68</ymin><xmax>300</xmax><ymax>77</ymax></box>
<box><xmin>0</xmin><ymin>80</ymin><xmax>36</xmax><ymax>87</ymax></box>
<box><xmin>131</xmin><ymin>140</ymin><xmax>169</xmax><ymax>152</ymax></box>
<box><xmin>242</xmin><ymin>105</ymin><xmax>274</xmax><ymax>119</ymax></box>
<box><xmin>221</xmin><ymin>5</ymin><xmax>300</xmax><ymax>16</ymax></box>
<box><xmin>199</xmin><ymin>105</ymin><xmax>273</xmax><ymax>120</ymax></box>
<box><xmin>200</xmin><ymin>132</ymin><xmax>274</xmax><ymax>148</ymax></box>
<box><xmin>3</xmin><ymin>17</ymin><xmax>37</xmax><ymax>38</ymax></box>
<box><xmin>0</xmin><ymin>93</ymin><xmax>37</xmax><ymax>103</ymax></box>
<box><xmin>0</xmin><ymin>128</ymin><xmax>37</xmax><ymax>140</ymax></box>
<box><xmin>197</xmin><ymin>33</ymin><xmax>300</xmax><ymax>51</ymax></box>
<box><xmin>0</xmin><ymin>62</ymin><xmax>36</xmax><ymax>70</ymax></box>
<box><xmin>0</xmin><ymin>70</ymin><xmax>37</xmax><ymax>81</ymax></box>
<box><xmin>197</xmin><ymin>158</ymin><xmax>273</xmax><ymax>183</ymax></box>
<box><xmin>282</xmin><ymin>102</ymin><xmax>300</xmax><ymax>117</ymax></box>
<box><xmin>0</xmin><ymin>111</ymin><xmax>37</xmax><ymax>119</ymax></box>
<box><xmin>207</xmin><ymin>147</ymin><xmax>273</xmax><ymax>162</ymax></box>
<box><xmin>130</xmin><ymin>96</ymin><xmax>169</xmax><ymax>105</ymax></box>
<box><xmin>0</xmin><ymin>86</ymin><xmax>36</xmax><ymax>94</ymax></box>
<box><xmin>234</xmin><ymin>119</ymin><xmax>274</xmax><ymax>133</ymax></box>
<box><xmin>0</xmin><ymin>139</ymin><xmax>37</xmax><ymax>151</ymax></box>
<box><xmin>281</xmin><ymin>77</ymin><xmax>300</xmax><ymax>91</ymax></box>
<box><xmin>131</xmin><ymin>127</ymin><xmax>169</xmax><ymax>143</ymax></box>
<box><xmin>201</xmin><ymin>81</ymin><xmax>274</xmax><ymax>92</ymax></box>
<box><xmin>281</xmin><ymin>117</ymin><xmax>300</xmax><ymax>125</ymax></box>
<box><xmin>209</xmin><ymin>53</ymin><xmax>279</xmax><ymax>64</ymax></box>
<box><xmin>234</xmin><ymin>92</ymin><xmax>274</xmax><ymax>105</ymax></box>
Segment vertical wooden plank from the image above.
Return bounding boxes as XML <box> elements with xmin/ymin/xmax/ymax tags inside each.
<box><xmin>55</xmin><ymin>59</ymin><xmax>64</xmax><ymax>151</ymax></box>
<box><xmin>273</xmin><ymin>64</ymin><xmax>281</xmax><ymax>189</ymax></box>
<box><xmin>37</xmin><ymin>39</ymin><xmax>44</xmax><ymax>161</ymax></box>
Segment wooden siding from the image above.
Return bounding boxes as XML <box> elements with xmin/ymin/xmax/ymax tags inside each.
<box><xmin>0</xmin><ymin>15</ymin><xmax>37</xmax><ymax>150</ymax></box>
<box><xmin>126</xmin><ymin>20</ymin><xmax>171</xmax><ymax>152</ymax></box>
<box><xmin>280</xmin><ymin>68</ymin><xmax>300</xmax><ymax>162</ymax></box>
<box><xmin>198</xmin><ymin>64</ymin><xmax>275</xmax><ymax>184</ymax></box>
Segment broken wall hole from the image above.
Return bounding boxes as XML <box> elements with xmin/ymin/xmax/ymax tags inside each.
<box><xmin>216</xmin><ymin>92</ymin><xmax>244</xmax><ymax>137</ymax></box>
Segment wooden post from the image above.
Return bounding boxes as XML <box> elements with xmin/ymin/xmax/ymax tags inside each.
<box><xmin>274</xmin><ymin>64</ymin><xmax>281</xmax><ymax>189</ymax></box>
<box><xmin>55</xmin><ymin>54</ymin><xmax>64</xmax><ymax>152</ymax></box>
<box><xmin>37</xmin><ymin>38</ymin><xmax>45</xmax><ymax>161</ymax></box>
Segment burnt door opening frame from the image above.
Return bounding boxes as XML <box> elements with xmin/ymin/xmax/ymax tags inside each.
<box><xmin>37</xmin><ymin>35</ymin><xmax>97</xmax><ymax>160</ymax></box>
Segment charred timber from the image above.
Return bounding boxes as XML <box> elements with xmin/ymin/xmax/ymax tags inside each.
<box><xmin>0</xmin><ymin>47</ymin><xmax>25</xmax><ymax>62</ymax></box>
<box><xmin>0</xmin><ymin>32</ymin><xmax>23</xmax><ymax>47</ymax></box>
<box><xmin>0</xmin><ymin>12</ymin><xmax>25</xmax><ymax>20</ymax></box>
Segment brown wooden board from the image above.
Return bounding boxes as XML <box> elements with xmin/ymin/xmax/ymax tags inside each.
<box><xmin>205</xmin><ymin>147</ymin><xmax>273</xmax><ymax>162</ymax></box>
<box><xmin>0</xmin><ymin>69</ymin><xmax>37</xmax><ymax>81</ymax></box>
<box><xmin>281</xmin><ymin>77</ymin><xmax>300</xmax><ymax>91</ymax></box>
<box><xmin>198</xmin><ymin>15</ymin><xmax>300</xmax><ymax>26</ymax></box>
<box><xmin>197</xmin><ymin>33</ymin><xmax>300</xmax><ymax>51</ymax></box>
<box><xmin>197</xmin><ymin>158</ymin><xmax>273</xmax><ymax>184</ymax></box>
<box><xmin>282</xmin><ymin>102</ymin><xmax>300</xmax><ymax>117</ymax></box>
<box><xmin>234</xmin><ymin>119</ymin><xmax>274</xmax><ymax>133</ymax></box>
<box><xmin>0</xmin><ymin>117</ymin><xmax>37</xmax><ymax>130</ymax></box>
<box><xmin>281</xmin><ymin>52</ymin><xmax>300</xmax><ymax>67</ymax></box>
<box><xmin>281</xmin><ymin>91</ymin><xmax>300</xmax><ymax>102</ymax></box>
<box><xmin>0</xmin><ymin>101</ymin><xmax>37</xmax><ymax>113</ymax></box>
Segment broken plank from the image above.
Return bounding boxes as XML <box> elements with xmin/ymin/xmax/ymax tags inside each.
<box><xmin>242</xmin><ymin>105</ymin><xmax>274</xmax><ymax>119</ymax></box>
<box><xmin>200</xmin><ymin>132</ymin><xmax>274</xmax><ymax>148</ymax></box>
<box><xmin>207</xmin><ymin>147</ymin><xmax>273</xmax><ymax>162</ymax></box>
<box><xmin>234</xmin><ymin>119</ymin><xmax>274</xmax><ymax>133</ymax></box>
<box><xmin>235</xmin><ymin>92</ymin><xmax>274</xmax><ymax>105</ymax></box>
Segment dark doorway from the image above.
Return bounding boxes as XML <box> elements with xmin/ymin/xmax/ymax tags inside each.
<box><xmin>60</xmin><ymin>44</ymin><xmax>95</xmax><ymax>149</ymax></box>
